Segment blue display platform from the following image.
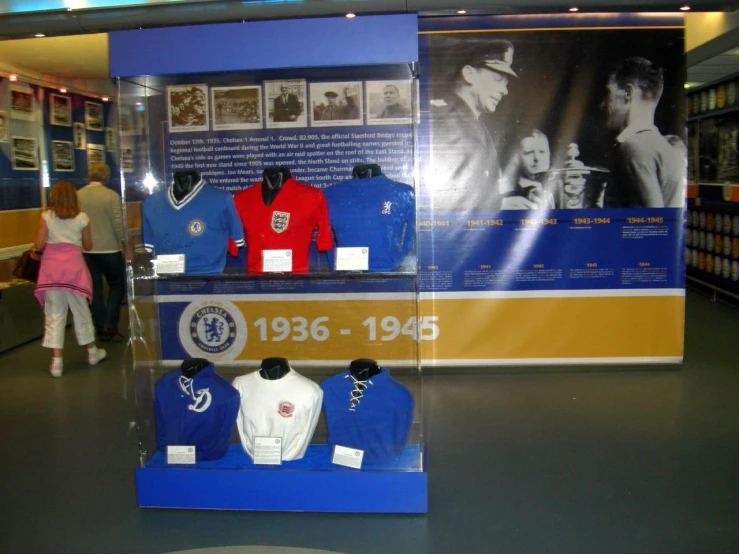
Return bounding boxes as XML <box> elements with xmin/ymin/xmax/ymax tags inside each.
<box><xmin>136</xmin><ymin>444</ymin><xmax>427</xmax><ymax>513</ymax></box>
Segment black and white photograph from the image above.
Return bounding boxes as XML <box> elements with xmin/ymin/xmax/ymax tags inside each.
<box><xmin>105</xmin><ymin>127</ymin><xmax>116</xmax><ymax>152</ymax></box>
<box><xmin>87</xmin><ymin>143</ymin><xmax>105</xmax><ymax>166</ymax></box>
<box><xmin>85</xmin><ymin>101</ymin><xmax>104</xmax><ymax>131</ymax></box>
<box><xmin>0</xmin><ymin>111</ymin><xmax>7</xmax><ymax>142</ymax></box>
<box><xmin>10</xmin><ymin>85</ymin><xmax>35</xmax><ymax>122</ymax></box>
<box><xmin>211</xmin><ymin>86</ymin><xmax>262</xmax><ymax>131</ymax></box>
<box><xmin>119</xmin><ymin>107</ymin><xmax>134</xmax><ymax>135</ymax></box>
<box><xmin>73</xmin><ymin>122</ymin><xmax>86</xmax><ymax>149</ymax></box>
<box><xmin>425</xmin><ymin>29</ymin><xmax>685</xmax><ymax>211</ymax></box>
<box><xmin>52</xmin><ymin>140</ymin><xmax>74</xmax><ymax>172</ymax></box>
<box><xmin>265</xmin><ymin>79</ymin><xmax>307</xmax><ymax>129</ymax></box>
<box><xmin>167</xmin><ymin>84</ymin><xmax>209</xmax><ymax>133</ymax></box>
<box><xmin>50</xmin><ymin>94</ymin><xmax>72</xmax><ymax>127</ymax></box>
<box><xmin>121</xmin><ymin>147</ymin><xmax>134</xmax><ymax>173</ymax></box>
<box><xmin>11</xmin><ymin>136</ymin><xmax>39</xmax><ymax>170</ymax></box>
<box><xmin>366</xmin><ymin>80</ymin><xmax>413</xmax><ymax>126</ymax></box>
<box><xmin>310</xmin><ymin>82</ymin><xmax>363</xmax><ymax>127</ymax></box>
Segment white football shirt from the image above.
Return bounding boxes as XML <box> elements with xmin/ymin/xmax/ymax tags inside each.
<box><xmin>232</xmin><ymin>368</ymin><xmax>323</xmax><ymax>462</ymax></box>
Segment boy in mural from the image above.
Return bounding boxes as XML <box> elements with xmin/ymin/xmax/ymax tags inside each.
<box><xmin>601</xmin><ymin>56</ymin><xmax>684</xmax><ymax>208</ymax></box>
<box><xmin>500</xmin><ymin>128</ymin><xmax>556</xmax><ymax>210</ymax></box>
<box><xmin>429</xmin><ymin>40</ymin><xmax>521</xmax><ymax>211</ymax></box>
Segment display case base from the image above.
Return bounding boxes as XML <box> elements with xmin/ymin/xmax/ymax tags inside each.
<box><xmin>136</xmin><ymin>444</ymin><xmax>427</xmax><ymax>513</ymax></box>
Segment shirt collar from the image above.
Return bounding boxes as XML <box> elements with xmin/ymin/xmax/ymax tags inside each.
<box><xmin>616</xmin><ymin>123</ymin><xmax>658</xmax><ymax>144</ymax></box>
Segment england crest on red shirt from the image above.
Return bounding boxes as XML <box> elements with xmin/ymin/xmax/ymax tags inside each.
<box><xmin>271</xmin><ymin>211</ymin><xmax>290</xmax><ymax>233</ymax></box>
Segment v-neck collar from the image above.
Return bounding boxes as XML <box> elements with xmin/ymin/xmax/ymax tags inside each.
<box><xmin>261</xmin><ymin>177</ymin><xmax>295</xmax><ymax>208</ymax></box>
<box><xmin>167</xmin><ymin>178</ymin><xmax>205</xmax><ymax>210</ymax></box>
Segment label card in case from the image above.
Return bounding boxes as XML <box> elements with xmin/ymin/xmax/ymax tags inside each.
<box><xmin>253</xmin><ymin>436</ymin><xmax>283</xmax><ymax>465</ymax></box>
<box><xmin>155</xmin><ymin>254</ymin><xmax>185</xmax><ymax>275</ymax></box>
<box><xmin>335</xmin><ymin>247</ymin><xmax>369</xmax><ymax>271</ymax></box>
<box><xmin>331</xmin><ymin>445</ymin><xmax>364</xmax><ymax>469</ymax></box>
<box><xmin>262</xmin><ymin>249</ymin><xmax>292</xmax><ymax>273</ymax></box>
<box><xmin>166</xmin><ymin>445</ymin><xmax>196</xmax><ymax>464</ymax></box>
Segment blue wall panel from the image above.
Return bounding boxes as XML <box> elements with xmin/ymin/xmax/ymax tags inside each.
<box><xmin>109</xmin><ymin>14</ymin><xmax>418</xmax><ymax>77</ymax></box>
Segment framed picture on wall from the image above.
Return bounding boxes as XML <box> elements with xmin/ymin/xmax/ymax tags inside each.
<box><xmin>265</xmin><ymin>79</ymin><xmax>307</xmax><ymax>129</ymax></box>
<box><xmin>11</xmin><ymin>136</ymin><xmax>39</xmax><ymax>170</ymax></box>
<box><xmin>0</xmin><ymin>111</ymin><xmax>7</xmax><ymax>142</ymax></box>
<box><xmin>105</xmin><ymin>127</ymin><xmax>116</xmax><ymax>152</ymax></box>
<box><xmin>309</xmin><ymin>81</ymin><xmax>363</xmax><ymax>127</ymax></box>
<box><xmin>87</xmin><ymin>143</ymin><xmax>105</xmax><ymax>166</ymax></box>
<box><xmin>365</xmin><ymin>80</ymin><xmax>412</xmax><ymax>125</ymax></box>
<box><xmin>167</xmin><ymin>84</ymin><xmax>209</xmax><ymax>133</ymax></box>
<box><xmin>52</xmin><ymin>140</ymin><xmax>75</xmax><ymax>172</ymax></box>
<box><xmin>73</xmin><ymin>122</ymin><xmax>86</xmax><ymax>150</ymax></box>
<box><xmin>85</xmin><ymin>101</ymin><xmax>104</xmax><ymax>131</ymax></box>
<box><xmin>50</xmin><ymin>94</ymin><xmax>72</xmax><ymax>127</ymax></box>
<box><xmin>211</xmin><ymin>86</ymin><xmax>262</xmax><ymax>131</ymax></box>
<box><xmin>121</xmin><ymin>147</ymin><xmax>134</xmax><ymax>173</ymax></box>
<box><xmin>10</xmin><ymin>85</ymin><xmax>35</xmax><ymax>122</ymax></box>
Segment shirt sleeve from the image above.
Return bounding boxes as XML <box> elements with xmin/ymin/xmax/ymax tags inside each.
<box><xmin>398</xmin><ymin>187</ymin><xmax>416</xmax><ymax>260</ymax></box>
<box><xmin>225</xmin><ymin>193</ymin><xmax>245</xmax><ymax>247</ymax></box>
<box><xmin>314</xmin><ymin>190</ymin><xmax>334</xmax><ymax>252</ymax></box>
<box><xmin>78</xmin><ymin>212</ymin><xmax>90</xmax><ymax>230</ymax></box>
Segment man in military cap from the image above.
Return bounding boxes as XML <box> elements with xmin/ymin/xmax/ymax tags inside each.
<box><xmin>314</xmin><ymin>90</ymin><xmax>347</xmax><ymax>121</ymax></box>
<box><xmin>429</xmin><ymin>40</ymin><xmax>518</xmax><ymax>211</ymax></box>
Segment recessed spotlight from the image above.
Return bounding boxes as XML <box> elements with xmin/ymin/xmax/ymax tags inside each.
<box><xmin>9</xmin><ymin>74</ymin><xmax>18</xmax><ymax>81</ymax></box>
<box><xmin>457</xmin><ymin>9</ymin><xmax>467</xmax><ymax>14</ymax></box>
<box><xmin>680</xmin><ymin>4</ymin><xmax>690</xmax><ymax>10</ymax></box>
<box><xmin>135</xmin><ymin>102</ymin><xmax>143</xmax><ymax>107</ymax></box>
<box><xmin>345</xmin><ymin>12</ymin><xmax>355</xmax><ymax>18</ymax></box>
<box><xmin>102</xmin><ymin>96</ymin><xmax>109</xmax><ymax>102</ymax></box>
<box><xmin>60</xmin><ymin>88</ymin><xmax>67</xmax><ymax>93</ymax></box>
<box><xmin>569</xmin><ymin>6</ymin><xmax>579</xmax><ymax>11</ymax></box>
<box><xmin>35</xmin><ymin>33</ymin><xmax>45</xmax><ymax>38</ymax></box>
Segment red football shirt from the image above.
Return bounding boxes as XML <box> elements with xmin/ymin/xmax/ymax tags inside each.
<box><xmin>234</xmin><ymin>178</ymin><xmax>333</xmax><ymax>274</ymax></box>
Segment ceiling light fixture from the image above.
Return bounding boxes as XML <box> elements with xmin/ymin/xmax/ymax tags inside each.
<box><xmin>346</xmin><ymin>12</ymin><xmax>356</xmax><ymax>18</ymax></box>
<box><xmin>569</xmin><ymin>7</ymin><xmax>579</xmax><ymax>12</ymax></box>
<box><xmin>60</xmin><ymin>88</ymin><xmax>67</xmax><ymax>93</ymax></box>
<box><xmin>9</xmin><ymin>74</ymin><xmax>18</xmax><ymax>81</ymax></box>
<box><xmin>35</xmin><ymin>33</ymin><xmax>46</xmax><ymax>38</ymax></box>
<box><xmin>102</xmin><ymin>96</ymin><xmax>109</xmax><ymax>102</ymax></box>
<box><xmin>680</xmin><ymin>4</ymin><xmax>690</xmax><ymax>10</ymax></box>
<box><xmin>457</xmin><ymin>9</ymin><xmax>467</xmax><ymax>14</ymax></box>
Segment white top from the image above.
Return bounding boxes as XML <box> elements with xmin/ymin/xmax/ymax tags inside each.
<box><xmin>43</xmin><ymin>211</ymin><xmax>90</xmax><ymax>247</ymax></box>
<box><xmin>232</xmin><ymin>368</ymin><xmax>323</xmax><ymax>462</ymax></box>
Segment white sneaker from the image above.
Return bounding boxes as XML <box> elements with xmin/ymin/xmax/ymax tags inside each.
<box><xmin>88</xmin><ymin>348</ymin><xmax>107</xmax><ymax>366</ymax></box>
<box><xmin>50</xmin><ymin>358</ymin><xmax>63</xmax><ymax>377</ymax></box>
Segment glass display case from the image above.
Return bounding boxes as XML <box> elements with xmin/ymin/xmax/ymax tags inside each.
<box><xmin>686</xmin><ymin>71</ymin><xmax>739</xmax><ymax>302</ymax></box>
<box><xmin>116</xmin><ymin>23</ymin><xmax>426</xmax><ymax>512</ymax></box>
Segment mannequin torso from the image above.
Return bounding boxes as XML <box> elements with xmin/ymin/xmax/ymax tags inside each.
<box><xmin>259</xmin><ymin>357</ymin><xmax>291</xmax><ymax>380</ymax></box>
<box><xmin>262</xmin><ymin>167</ymin><xmax>292</xmax><ymax>206</ymax></box>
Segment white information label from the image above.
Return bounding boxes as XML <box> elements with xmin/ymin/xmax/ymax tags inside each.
<box><xmin>331</xmin><ymin>445</ymin><xmax>364</xmax><ymax>469</ymax></box>
<box><xmin>253</xmin><ymin>436</ymin><xmax>283</xmax><ymax>465</ymax></box>
<box><xmin>155</xmin><ymin>254</ymin><xmax>185</xmax><ymax>275</ymax></box>
<box><xmin>262</xmin><ymin>249</ymin><xmax>292</xmax><ymax>273</ymax></box>
<box><xmin>166</xmin><ymin>445</ymin><xmax>196</xmax><ymax>465</ymax></box>
<box><xmin>335</xmin><ymin>247</ymin><xmax>369</xmax><ymax>271</ymax></box>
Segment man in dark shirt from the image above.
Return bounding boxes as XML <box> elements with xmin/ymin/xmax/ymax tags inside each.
<box><xmin>601</xmin><ymin>57</ymin><xmax>684</xmax><ymax>208</ymax></box>
<box><xmin>273</xmin><ymin>85</ymin><xmax>302</xmax><ymax>122</ymax></box>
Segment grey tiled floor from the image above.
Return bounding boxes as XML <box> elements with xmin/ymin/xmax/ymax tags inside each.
<box><xmin>1</xmin><ymin>289</ymin><xmax>737</xmax><ymax>554</ymax></box>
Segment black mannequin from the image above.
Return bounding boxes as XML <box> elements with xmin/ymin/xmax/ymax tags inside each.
<box><xmin>262</xmin><ymin>167</ymin><xmax>291</xmax><ymax>206</ymax></box>
<box><xmin>352</xmin><ymin>164</ymin><xmax>382</xmax><ymax>179</ymax></box>
<box><xmin>349</xmin><ymin>358</ymin><xmax>381</xmax><ymax>381</ymax></box>
<box><xmin>172</xmin><ymin>170</ymin><xmax>201</xmax><ymax>202</ymax></box>
<box><xmin>181</xmin><ymin>357</ymin><xmax>209</xmax><ymax>378</ymax></box>
<box><xmin>259</xmin><ymin>357</ymin><xmax>291</xmax><ymax>380</ymax></box>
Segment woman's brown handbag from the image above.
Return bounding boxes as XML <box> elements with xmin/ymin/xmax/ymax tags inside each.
<box><xmin>12</xmin><ymin>249</ymin><xmax>41</xmax><ymax>282</ymax></box>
